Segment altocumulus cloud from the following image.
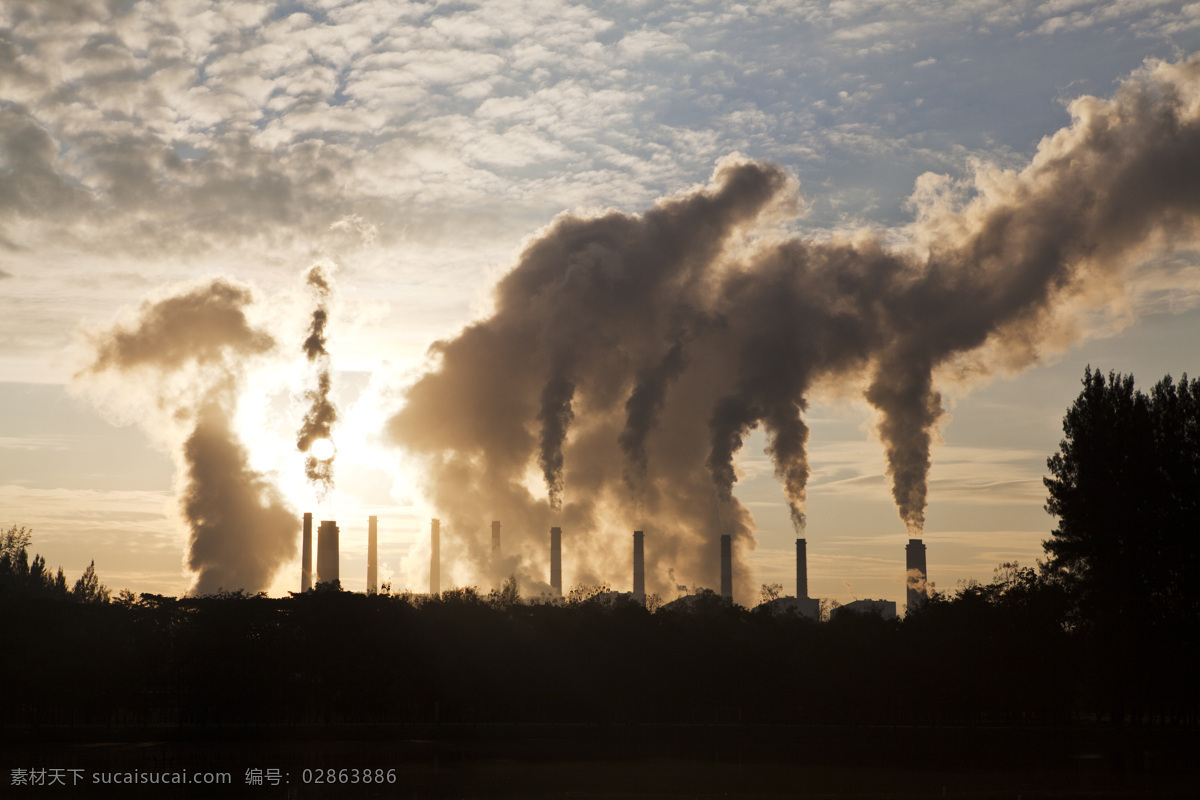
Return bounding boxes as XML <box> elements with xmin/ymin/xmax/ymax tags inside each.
<box><xmin>4</xmin><ymin>0</ymin><xmax>1200</xmax><ymax>262</ymax></box>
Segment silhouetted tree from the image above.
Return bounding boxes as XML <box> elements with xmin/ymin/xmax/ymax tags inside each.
<box><xmin>819</xmin><ymin>597</ymin><xmax>840</xmax><ymax>622</ymax></box>
<box><xmin>1</xmin><ymin>525</ymin><xmax>72</xmax><ymax>599</ymax></box>
<box><xmin>1</xmin><ymin>524</ymin><xmax>32</xmax><ymax>561</ymax></box>
<box><xmin>1044</xmin><ymin>367</ymin><xmax>1200</xmax><ymax>722</ymax></box>
<box><xmin>906</xmin><ymin>563</ymin><xmax>1074</xmax><ymax>724</ymax></box>
<box><xmin>488</xmin><ymin>574</ymin><xmax>521</xmax><ymax>608</ymax></box>
<box><xmin>565</xmin><ymin>581</ymin><xmax>610</xmax><ymax>604</ymax></box>
<box><xmin>71</xmin><ymin>559</ymin><xmax>110</xmax><ymax>604</ymax></box>
<box><xmin>0</xmin><ymin>525</ymin><xmax>33</xmax><ymax>593</ymax></box>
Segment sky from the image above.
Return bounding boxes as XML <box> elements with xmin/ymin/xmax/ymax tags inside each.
<box><xmin>3</xmin><ymin>0</ymin><xmax>1200</xmax><ymax>609</ymax></box>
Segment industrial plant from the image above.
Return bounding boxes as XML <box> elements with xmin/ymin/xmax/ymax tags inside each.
<box><xmin>296</xmin><ymin>514</ymin><xmax>929</xmax><ymax>618</ymax></box>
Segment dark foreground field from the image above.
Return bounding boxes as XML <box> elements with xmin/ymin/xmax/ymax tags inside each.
<box><xmin>6</xmin><ymin>722</ymin><xmax>1198</xmax><ymax>799</ymax></box>
<box><xmin>5</xmin><ymin>537</ymin><xmax>1199</xmax><ymax>798</ymax></box>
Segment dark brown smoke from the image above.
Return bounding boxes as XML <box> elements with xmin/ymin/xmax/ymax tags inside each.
<box><xmin>387</xmin><ymin>56</ymin><xmax>1200</xmax><ymax>602</ymax></box>
<box><xmin>88</xmin><ymin>279</ymin><xmax>275</xmax><ymax>375</ymax></box>
<box><xmin>389</xmin><ymin>159</ymin><xmax>792</xmax><ymax>597</ymax></box>
<box><xmin>619</xmin><ymin>336</ymin><xmax>689</xmax><ymax>509</ymax></box>
<box><xmin>184</xmin><ymin>396</ymin><xmax>297</xmax><ymax>595</ymax></box>
<box><xmin>79</xmin><ymin>278</ymin><xmax>295</xmax><ymax>595</ymax></box>
<box><xmin>537</xmin><ymin>373</ymin><xmax>575</xmax><ymax>512</ymax></box>
<box><xmin>296</xmin><ymin>264</ymin><xmax>338</xmax><ymax>498</ymax></box>
<box><xmin>302</xmin><ymin>308</ymin><xmax>328</xmax><ymax>360</ymax></box>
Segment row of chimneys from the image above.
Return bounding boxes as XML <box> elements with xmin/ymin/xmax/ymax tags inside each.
<box><xmin>302</xmin><ymin>513</ymin><xmax>928</xmax><ymax>611</ymax></box>
<box><xmin>300</xmin><ymin>513</ymin><xmax>379</xmax><ymax>593</ymax></box>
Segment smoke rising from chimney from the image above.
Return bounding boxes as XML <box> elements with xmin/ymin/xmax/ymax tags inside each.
<box><xmin>387</xmin><ymin>56</ymin><xmax>1200</xmax><ymax>600</ymax></box>
<box><xmin>296</xmin><ymin>264</ymin><xmax>338</xmax><ymax>499</ymax></box>
<box><xmin>77</xmin><ymin>278</ymin><xmax>296</xmax><ymax>595</ymax></box>
<box><xmin>537</xmin><ymin>374</ymin><xmax>574</xmax><ymax>512</ymax></box>
<box><xmin>183</xmin><ymin>398</ymin><xmax>297</xmax><ymax>594</ymax></box>
<box><xmin>619</xmin><ymin>336</ymin><xmax>689</xmax><ymax>510</ymax></box>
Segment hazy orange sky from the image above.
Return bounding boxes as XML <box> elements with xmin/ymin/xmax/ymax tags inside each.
<box><xmin>2</xmin><ymin>1</ymin><xmax>1199</xmax><ymax>609</ymax></box>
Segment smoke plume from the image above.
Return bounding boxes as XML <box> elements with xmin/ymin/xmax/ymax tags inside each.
<box><xmin>619</xmin><ymin>336</ymin><xmax>689</xmax><ymax>510</ymax></box>
<box><xmin>296</xmin><ymin>264</ymin><xmax>338</xmax><ymax>498</ymax></box>
<box><xmin>538</xmin><ymin>373</ymin><xmax>575</xmax><ymax>512</ymax></box>
<box><xmin>79</xmin><ymin>278</ymin><xmax>295</xmax><ymax>594</ymax></box>
<box><xmin>183</xmin><ymin>398</ymin><xmax>298</xmax><ymax>594</ymax></box>
<box><xmin>905</xmin><ymin>568</ymin><xmax>933</xmax><ymax>600</ymax></box>
<box><xmin>388</xmin><ymin>56</ymin><xmax>1200</xmax><ymax>602</ymax></box>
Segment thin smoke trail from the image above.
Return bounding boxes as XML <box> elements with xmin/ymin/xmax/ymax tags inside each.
<box><xmin>296</xmin><ymin>264</ymin><xmax>338</xmax><ymax>500</ymax></box>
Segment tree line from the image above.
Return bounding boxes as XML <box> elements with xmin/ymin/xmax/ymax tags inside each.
<box><xmin>0</xmin><ymin>526</ymin><xmax>110</xmax><ymax>604</ymax></box>
<box><xmin>1</xmin><ymin>367</ymin><xmax>1196</xmax><ymax>729</ymax></box>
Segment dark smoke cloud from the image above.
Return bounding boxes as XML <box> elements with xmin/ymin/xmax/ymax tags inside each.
<box><xmin>184</xmin><ymin>397</ymin><xmax>298</xmax><ymax>595</ymax></box>
<box><xmin>296</xmin><ymin>264</ymin><xmax>338</xmax><ymax>498</ymax></box>
<box><xmin>388</xmin><ymin>56</ymin><xmax>1200</xmax><ymax>602</ymax></box>
<box><xmin>303</xmin><ymin>308</ymin><xmax>328</xmax><ymax>360</ymax></box>
<box><xmin>306</xmin><ymin>265</ymin><xmax>331</xmax><ymax>296</ymax></box>
<box><xmin>390</xmin><ymin>158</ymin><xmax>790</xmax><ymax>597</ymax></box>
<box><xmin>537</xmin><ymin>374</ymin><xmax>574</xmax><ymax>512</ymax></box>
<box><xmin>87</xmin><ymin>279</ymin><xmax>274</xmax><ymax>375</ymax></box>
<box><xmin>79</xmin><ymin>278</ymin><xmax>295</xmax><ymax>595</ymax></box>
<box><xmin>619</xmin><ymin>336</ymin><xmax>689</xmax><ymax>509</ymax></box>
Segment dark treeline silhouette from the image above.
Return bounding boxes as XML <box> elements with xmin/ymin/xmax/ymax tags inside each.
<box><xmin>0</xmin><ymin>525</ymin><xmax>109</xmax><ymax>603</ymax></box>
<box><xmin>1</xmin><ymin>369</ymin><xmax>1196</xmax><ymax>732</ymax></box>
<box><xmin>1043</xmin><ymin>368</ymin><xmax>1200</xmax><ymax>727</ymax></box>
<box><xmin>0</xmin><ymin>563</ymin><xmax>1193</xmax><ymax>729</ymax></box>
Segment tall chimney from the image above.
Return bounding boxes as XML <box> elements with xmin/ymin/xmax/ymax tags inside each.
<box><xmin>317</xmin><ymin>520</ymin><xmax>340</xmax><ymax>588</ymax></box>
<box><xmin>491</xmin><ymin>520</ymin><xmax>501</xmax><ymax>554</ymax></box>
<box><xmin>796</xmin><ymin>538</ymin><xmax>808</xmax><ymax>600</ymax></box>
<box><xmin>430</xmin><ymin>518</ymin><xmax>440</xmax><ymax>596</ymax></box>
<box><xmin>367</xmin><ymin>516</ymin><xmax>378</xmax><ymax>595</ymax></box>
<box><xmin>633</xmin><ymin>530</ymin><xmax>645</xmax><ymax>600</ymax></box>
<box><xmin>550</xmin><ymin>526</ymin><xmax>562</xmax><ymax>596</ymax></box>
<box><xmin>906</xmin><ymin>538</ymin><xmax>927</xmax><ymax>614</ymax></box>
<box><xmin>301</xmin><ymin>512</ymin><xmax>313</xmax><ymax>592</ymax></box>
<box><xmin>720</xmin><ymin>534</ymin><xmax>732</xmax><ymax>600</ymax></box>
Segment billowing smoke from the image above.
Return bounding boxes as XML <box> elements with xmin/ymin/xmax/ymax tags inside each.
<box><xmin>905</xmin><ymin>568</ymin><xmax>933</xmax><ymax>600</ymax></box>
<box><xmin>296</xmin><ymin>264</ymin><xmax>338</xmax><ymax>498</ymax></box>
<box><xmin>183</xmin><ymin>398</ymin><xmax>298</xmax><ymax>594</ymax></box>
<box><xmin>538</xmin><ymin>374</ymin><xmax>574</xmax><ymax>512</ymax></box>
<box><xmin>388</xmin><ymin>56</ymin><xmax>1200</xmax><ymax>601</ymax></box>
<box><xmin>619</xmin><ymin>336</ymin><xmax>689</xmax><ymax>511</ymax></box>
<box><xmin>390</xmin><ymin>159</ymin><xmax>787</xmax><ymax>596</ymax></box>
<box><xmin>78</xmin><ymin>278</ymin><xmax>296</xmax><ymax>594</ymax></box>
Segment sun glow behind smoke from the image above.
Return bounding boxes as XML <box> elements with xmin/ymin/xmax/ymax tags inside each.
<box><xmin>226</xmin><ymin>307</ymin><xmax>434</xmax><ymax>597</ymax></box>
<box><xmin>310</xmin><ymin>437</ymin><xmax>335</xmax><ymax>462</ymax></box>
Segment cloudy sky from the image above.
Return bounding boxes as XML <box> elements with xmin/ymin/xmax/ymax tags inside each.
<box><xmin>3</xmin><ymin>0</ymin><xmax>1199</xmax><ymax>607</ymax></box>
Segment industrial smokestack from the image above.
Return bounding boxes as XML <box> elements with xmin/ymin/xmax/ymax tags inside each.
<box><xmin>906</xmin><ymin>538</ymin><xmax>927</xmax><ymax>614</ymax></box>
<box><xmin>430</xmin><ymin>518</ymin><xmax>440</xmax><ymax>596</ymax></box>
<box><xmin>317</xmin><ymin>520</ymin><xmax>340</xmax><ymax>587</ymax></box>
<box><xmin>491</xmin><ymin>520</ymin><xmax>501</xmax><ymax>554</ymax></box>
<box><xmin>550</xmin><ymin>526</ymin><xmax>562</xmax><ymax>596</ymax></box>
<box><xmin>796</xmin><ymin>537</ymin><xmax>808</xmax><ymax>600</ymax></box>
<box><xmin>633</xmin><ymin>530</ymin><xmax>645</xmax><ymax>600</ymax></box>
<box><xmin>367</xmin><ymin>515</ymin><xmax>378</xmax><ymax>595</ymax></box>
<box><xmin>301</xmin><ymin>512</ymin><xmax>313</xmax><ymax>592</ymax></box>
<box><xmin>720</xmin><ymin>534</ymin><xmax>732</xmax><ymax>600</ymax></box>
